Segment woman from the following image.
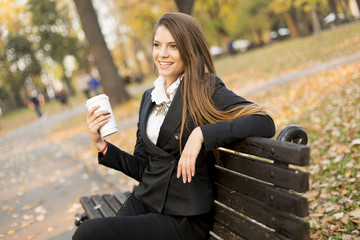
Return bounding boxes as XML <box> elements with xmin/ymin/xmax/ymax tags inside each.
<box><xmin>73</xmin><ymin>12</ymin><xmax>275</xmax><ymax>240</ymax></box>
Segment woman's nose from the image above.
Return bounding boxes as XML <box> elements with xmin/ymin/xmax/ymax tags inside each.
<box><xmin>159</xmin><ymin>47</ymin><xmax>168</xmax><ymax>57</ymax></box>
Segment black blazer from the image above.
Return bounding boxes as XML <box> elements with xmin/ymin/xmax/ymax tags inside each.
<box><xmin>99</xmin><ymin>77</ymin><xmax>275</xmax><ymax>216</ymax></box>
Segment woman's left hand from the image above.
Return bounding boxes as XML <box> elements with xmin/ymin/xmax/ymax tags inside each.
<box><xmin>177</xmin><ymin>127</ymin><xmax>204</xmax><ymax>183</ymax></box>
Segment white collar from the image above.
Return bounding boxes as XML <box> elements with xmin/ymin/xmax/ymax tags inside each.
<box><xmin>151</xmin><ymin>75</ymin><xmax>183</xmax><ymax>105</ymax></box>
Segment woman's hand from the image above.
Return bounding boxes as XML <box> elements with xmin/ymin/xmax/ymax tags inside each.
<box><xmin>86</xmin><ymin>106</ymin><xmax>111</xmax><ymax>152</ymax></box>
<box><xmin>177</xmin><ymin>127</ymin><xmax>204</xmax><ymax>183</ymax></box>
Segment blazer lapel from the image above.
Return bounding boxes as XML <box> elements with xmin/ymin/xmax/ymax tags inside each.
<box><xmin>139</xmin><ymin>90</ymin><xmax>153</xmax><ymax>134</ymax></box>
<box><xmin>139</xmin><ymin>89</ymin><xmax>174</xmax><ymax>157</ymax></box>
<box><xmin>156</xmin><ymin>87</ymin><xmax>183</xmax><ymax>148</ymax></box>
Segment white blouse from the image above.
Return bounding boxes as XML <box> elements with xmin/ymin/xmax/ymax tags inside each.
<box><xmin>146</xmin><ymin>75</ymin><xmax>183</xmax><ymax>144</ymax></box>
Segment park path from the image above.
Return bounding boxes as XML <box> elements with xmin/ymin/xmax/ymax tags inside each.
<box><xmin>0</xmin><ymin>106</ymin><xmax>121</xmax><ymax>239</ymax></box>
<box><xmin>1</xmin><ymin>50</ymin><xmax>360</xmax><ymax>240</ymax></box>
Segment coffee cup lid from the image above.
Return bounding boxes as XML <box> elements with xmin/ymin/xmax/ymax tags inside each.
<box><xmin>86</xmin><ymin>94</ymin><xmax>109</xmax><ymax>107</ymax></box>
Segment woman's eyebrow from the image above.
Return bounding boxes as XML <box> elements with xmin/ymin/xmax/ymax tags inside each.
<box><xmin>153</xmin><ymin>39</ymin><xmax>177</xmax><ymax>44</ymax></box>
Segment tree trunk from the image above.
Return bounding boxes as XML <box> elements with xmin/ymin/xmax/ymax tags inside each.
<box><xmin>284</xmin><ymin>10</ymin><xmax>299</xmax><ymax>38</ymax></box>
<box><xmin>296</xmin><ymin>8</ymin><xmax>310</xmax><ymax>36</ymax></box>
<box><xmin>328</xmin><ymin>0</ymin><xmax>341</xmax><ymax>25</ymax></box>
<box><xmin>352</xmin><ymin>0</ymin><xmax>360</xmax><ymax>18</ymax></box>
<box><xmin>310</xmin><ymin>7</ymin><xmax>322</xmax><ymax>34</ymax></box>
<box><xmin>73</xmin><ymin>0</ymin><xmax>130</xmax><ymax>106</ymax></box>
<box><xmin>174</xmin><ymin>0</ymin><xmax>195</xmax><ymax>15</ymax></box>
<box><xmin>132</xmin><ymin>39</ymin><xmax>145</xmax><ymax>77</ymax></box>
<box><xmin>338</xmin><ymin>0</ymin><xmax>351</xmax><ymax>22</ymax></box>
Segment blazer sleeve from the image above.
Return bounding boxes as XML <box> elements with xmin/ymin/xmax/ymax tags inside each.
<box><xmin>97</xmin><ymin>91</ymin><xmax>150</xmax><ymax>182</ymax></box>
<box><xmin>200</xmin><ymin>77</ymin><xmax>276</xmax><ymax>151</ymax></box>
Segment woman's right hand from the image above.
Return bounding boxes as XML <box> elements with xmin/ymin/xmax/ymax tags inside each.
<box><xmin>86</xmin><ymin>106</ymin><xmax>111</xmax><ymax>150</ymax></box>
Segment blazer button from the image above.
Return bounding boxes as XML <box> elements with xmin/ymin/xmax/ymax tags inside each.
<box><xmin>171</xmin><ymin>160</ymin><xmax>176</xmax><ymax>165</ymax></box>
<box><xmin>174</xmin><ymin>133</ymin><xmax>180</xmax><ymax>140</ymax></box>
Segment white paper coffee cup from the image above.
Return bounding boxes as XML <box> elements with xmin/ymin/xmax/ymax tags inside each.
<box><xmin>86</xmin><ymin>94</ymin><xmax>118</xmax><ymax>138</ymax></box>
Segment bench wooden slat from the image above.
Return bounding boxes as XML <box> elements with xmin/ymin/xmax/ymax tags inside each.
<box><xmin>220</xmin><ymin>152</ymin><xmax>309</xmax><ymax>192</ymax></box>
<box><xmin>103</xmin><ymin>194</ymin><xmax>122</xmax><ymax>213</ymax></box>
<box><xmin>79</xmin><ymin>196</ymin><xmax>103</xmax><ymax>219</ymax></box>
<box><xmin>211</xmin><ymin>221</ymin><xmax>244</xmax><ymax>240</ymax></box>
<box><xmin>226</xmin><ymin>137</ymin><xmax>310</xmax><ymax>166</ymax></box>
<box><xmin>212</xmin><ymin>204</ymin><xmax>289</xmax><ymax>240</ymax></box>
<box><xmin>215</xmin><ymin>168</ymin><xmax>309</xmax><ymax>217</ymax></box>
<box><xmin>91</xmin><ymin>195</ymin><xmax>116</xmax><ymax>217</ymax></box>
<box><xmin>215</xmin><ymin>184</ymin><xmax>310</xmax><ymax>240</ymax></box>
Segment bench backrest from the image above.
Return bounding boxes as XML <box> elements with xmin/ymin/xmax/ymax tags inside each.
<box><xmin>210</xmin><ymin>134</ymin><xmax>310</xmax><ymax>240</ymax></box>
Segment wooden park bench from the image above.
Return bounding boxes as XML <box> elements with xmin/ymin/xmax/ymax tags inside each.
<box><xmin>75</xmin><ymin>125</ymin><xmax>311</xmax><ymax>240</ymax></box>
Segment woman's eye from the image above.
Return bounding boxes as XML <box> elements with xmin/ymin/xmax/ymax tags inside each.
<box><xmin>170</xmin><ymin>44</ymin><xmax>177</xmax><ymax>49</ymax></box>
<box><xmin>153</xmin><ymin>43</ymin><xmax>159</xmax><ymax>47</ymax></box>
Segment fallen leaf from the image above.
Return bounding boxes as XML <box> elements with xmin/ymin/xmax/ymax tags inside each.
<box><xmin>21</xmin><ymin>221</ymin><xmax>31</xmax><ymax>227</ymax></box>
<box><xmin>316</xmin><ymin>207</ymin><xmax>325</xmax><ymax>214</ymax></box>
<box><xmin>35</xmin><ymin>215</ymin><xmax>45</xmax><ymax>222</ymax></box>
<box><xmin>341</xmin><ymin>215</ymin><xmax>349</xmax><ymax>225</ymax></box>
<box><xmin>2</xmin><ymin>205</ymin><xmax>16</xmax><ymax>211</ymax></box>
<box><xmin>22</xmin><ymin>214</ymin><xmax>33</xmax><ymax>221</ymax></box>
<box><xmin>351</xmin><ymin>217</ymin><xmax>360</xmax><ymax>224</ymax></box>
<box><xmin>22</xmin><ymin>203</ymin><xmax>36</xmax><ymax>211</ymax></box>
<box><xmin>67</xmin><ymin>203</ymin><xmax>81</xmax><ymax>213</ymax></box>
<box><xmin>341</xmin><ymin>235</ymin><xmax>353</xmax><ymax>240</ymax></box>
<box><xmin>7</xmin><ymin>230</ymin><xmax>15</xmax><ymax>235</ymax></box>
<box><xmin>34</xmin><ymin>206</ymin><xmax>47</xmax><ymax>214</ymax></box>
<box><xmin>350</xmin><ymin>208</ymin><xmax>360</xmax><ymax>218</ymax></box>
<box><xmin>333</xmin><ymin>212</ymin><xmax>344</xmax><ymax>219</ymax></box>
<box><xmin>25</xmin><ymin>234</ymin><xmax>36</xmax><ymax>240</ymax></box>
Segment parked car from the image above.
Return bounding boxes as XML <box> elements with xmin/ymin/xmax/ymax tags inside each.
<box><xmin>270</xmin><ymin>28</ymin><xmax>290</xmax><ymax>41</ymax></box>
<box><xmin>231</xmin><ymin>39</ymin><xmax>251</xmax><ymax>53</ymax></box>
<box><xmin>210</xmin><ymin>46</ymin><xmax>225</xmax><ymax>58</ymax></box>
<box><xmin>323</xmin><ymin>13</ymin><xmax>345</xmax><ymax>25</ymax></box>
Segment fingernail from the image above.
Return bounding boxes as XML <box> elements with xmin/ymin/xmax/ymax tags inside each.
<box><xmin>183</xmin><ymin>179</ymin><xmax>186</xmax><ymax>183</ymax></box>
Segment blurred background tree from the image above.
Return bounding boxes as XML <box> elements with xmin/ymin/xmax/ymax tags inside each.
<box><xmin>74</xmin><ymin>0</ymin><xmax>130</xmax><ymax>106</ymax></box>
<box><xmin>174</xmin><ymin>0</ymin><xmax>195</xmax><ymax>15</ymax></box>
<box><xmin>0</xmin><ymin>0</ymin><xmax>359</xmax><ymax>114</ymax></box>
<box><xmin>28</xmin><ymin>0</ymin><xmax>83</xmax><ymax>96</ymax></box>
<box><xmin>1</xmin><ymin>34</ymin><xmax>41</xmax><ymax>108</ymax></box>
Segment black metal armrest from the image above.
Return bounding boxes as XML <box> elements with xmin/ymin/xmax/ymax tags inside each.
<box><xmin>277</xmin><ymin>125</ymin><xmax>308</xmax><ymax>145</ymax></box>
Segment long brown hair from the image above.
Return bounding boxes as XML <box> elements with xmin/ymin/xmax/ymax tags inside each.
<box><xmin>153</xmin><ymin>13</ymin><xmax>266</xmax><ymax>149</ymax></box>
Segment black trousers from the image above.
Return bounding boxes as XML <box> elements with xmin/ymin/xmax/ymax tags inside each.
<box><xmin>72</xmin><ymin>194</ymin><xmax>210</xmax><ymax>240</ymax></box>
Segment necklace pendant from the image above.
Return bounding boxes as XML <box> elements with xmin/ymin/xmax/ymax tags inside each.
<box><xmin>154</xmin><ymin>102</ymin><xmax>170</xmax><ymax>116</ymax></box>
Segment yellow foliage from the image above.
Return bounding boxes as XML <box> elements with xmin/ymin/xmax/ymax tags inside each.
<box><xmin>0</xmin><ymin>0</ymin><xmax>29</xmax><ymax>31</ymax></box>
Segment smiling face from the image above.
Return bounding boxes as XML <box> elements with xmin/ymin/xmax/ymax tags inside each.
<box><xmin>153</xmin><ymin>25</ymin><xmax>185</xmax><ymax>86</ymax></box>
